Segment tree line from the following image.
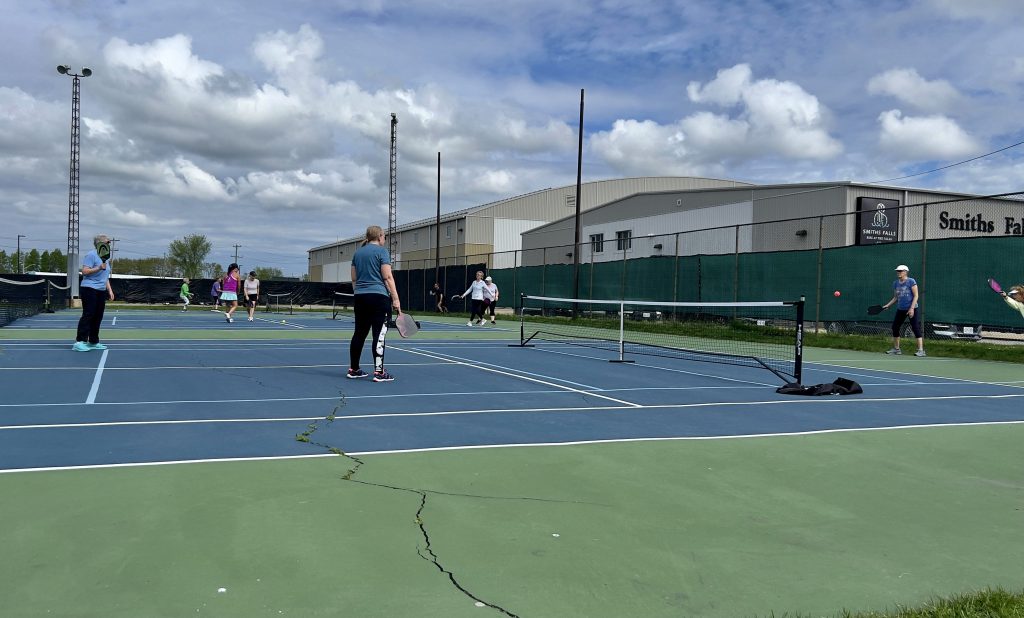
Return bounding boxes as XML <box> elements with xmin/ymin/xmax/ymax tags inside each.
<box><xmin>1</xmin><ymin>234</ymin><xmax>290</xmax><ymax>281</ymax></box>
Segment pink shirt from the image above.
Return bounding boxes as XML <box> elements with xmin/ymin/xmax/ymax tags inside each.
<box><xmin>223</xmin><ymin>274</ymin><xmax>239</xmax><ymax>293</ymax></box>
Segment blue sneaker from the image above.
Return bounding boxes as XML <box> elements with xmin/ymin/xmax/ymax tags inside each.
<box><xmin>372</xmin><ymin>370</ymin><xmax>395</xmax><ymax>382</ymax></box>
<box><xmin>89</xmin><ymin>342</ymin><xmax>108</xmax><ymax>350</ymax></box>
<box><xmin>346</xmin><ymin>368</ymin><xmax>369</xmax><ymax>379</ymax></box>
<box><xmin>72</xmin><ymin>341</ymin><xmax>91</xmax><ymax>352</ymax></box>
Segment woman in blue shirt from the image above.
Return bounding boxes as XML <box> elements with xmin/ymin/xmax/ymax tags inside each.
<box><xmin>347</xmin><ymin>225</ymin><xmax>402</xmax><ymax>382</ymax></box>
<box><xmin>73</xmin><ymin>234</ymin><xmax>115</xmax><ymax>352</ymax></box>
<box><xmin>880</xmin><ymin>264</ymin><xmax>925</xmax><ymax>357</ymax></box>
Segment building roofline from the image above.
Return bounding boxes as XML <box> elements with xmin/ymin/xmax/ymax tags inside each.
<box><xmin>521</xmin><ymin>180</ymin><xmax>1008</xmax><ymax>234</ymax></box>
<box><xmin>308</xmin><ymin>176</ymin><xmax>748</xmax><ymax>253</ymax></box>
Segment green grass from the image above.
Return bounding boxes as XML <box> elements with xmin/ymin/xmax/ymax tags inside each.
<box><xmin>829</xmin><ymin>587</ymin><xmax>1024</xmax><ymax>618</ymax></box>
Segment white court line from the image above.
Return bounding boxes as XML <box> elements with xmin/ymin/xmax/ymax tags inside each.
<box><xmin>2</xmin><ymin>379</ymin><xmax>1008</xmax><ymax>409</ymax></box>
<box><xmin>253</xmin><ymin>315</ymin><xmax>306</xmax><ymax>329</ymax></box>
<box><xmin>85</xmin><ymin>349</ymin><xmax>109</xmax><ymax>405</ymax></box>
<box><xmin>0</xmin><ymin>453</ymin><xmax>338</xmax><ymax>475</ymax></box>
<box><xmin>7</xmin><ymin>417</ymin><xmax>1024</xmax><ymax>474</ymax></box>
<box><xmin>532</xmin><ymin>345</ymin><xmax>777</xmax><ymax>387</ymax></box>
<box><xmin>345</xmin><ymin>419</ymin><xmax>1024</xmax><ymax>457</ymax></box>
<box><xmin>0</xmin><ymin>362</ymin><xmax>454</xmax><ymax>371</ymax></box>
<box><xmin>112</xmin><ymin>317</ymin><xmax>116</xmax><ymax>326</ymax></box>
<box><xmin>9</xmin><ymin>390</ymin><xmax>1024</xmax><ymax>429</ymax></box>
<box><xmin>805</xmin><ymin>358</ymin><xmax>1024</xmax><ymax>390</ymax></box>
<box><xmin>401</xmin><ymin>346</ymin><xmax>642</xmax><ymax>407</ymax></box>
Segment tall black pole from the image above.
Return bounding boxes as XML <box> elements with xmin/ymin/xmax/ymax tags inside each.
<box><xmin>572</xmin><ymin>88</ymin><xmax>585</xmax><ymax>308</ymax></box>
<box><xmin>17</xmin><ymin>234</ymin><xmax>26</xmax><ymax>273</ymax></box>
<box><xmin>435</xmin><ymin>151</ymin><xmax>441</xmax><ymax>285</ymax></box>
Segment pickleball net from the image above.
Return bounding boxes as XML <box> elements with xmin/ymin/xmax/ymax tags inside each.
<box><xmin>265</xmin><ymin>292</ymin><xmax>293</xmax><ymax>315</ymax></box>
<box><xmin>517</xmin><ymin>294</ymin><xmax>805</xmax><ymax>384</ymax></box>
<box><xmin>331</xmin><ymin>292</ymin><xmax>355</xmax><ymax>320</ymax></box>
<box><xmin>0</xmin><ymin>277</ymin><xmax>70</xmax><ymax>327</ymax></box>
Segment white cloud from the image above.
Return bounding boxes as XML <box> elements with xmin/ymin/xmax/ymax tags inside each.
<box><xmin>589</xmin><ymin>119</ymin><xmax>697</xmax><ymax>177</ymax></box>
<box><xmin>590</xmin><ymin>64</ymin><xmax>841</xmax><ymax>176</ymax></box>
<box><xmin>927</xmin><ymin>0</ymin><xmax>1024</xmax><ymax>22</ymax></box>
<box><xmin>877</xmin><ymin>109</ymin><xmax>980</xmax><ymax>159</ymax></box>
<box><xmin>867</xmin><ymin>68</ymin><xmax>962</xmax><ymax>113</ymax></box>
<box><xmin>96</xmin><ymin>203</ymin><xmax>179</xmax><ymax>227</ymax></box>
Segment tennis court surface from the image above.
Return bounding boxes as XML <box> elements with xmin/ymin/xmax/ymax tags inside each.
<box><xmin>2</xmin><ymin>308</ymin><xmax>1023</xmax><ymax>617</ymax></box>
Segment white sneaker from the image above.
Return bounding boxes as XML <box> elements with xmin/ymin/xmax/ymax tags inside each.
<box><xmin>467</xmin><ymin>321</ymin><xmax>474</xmax><ymax>326</ymax></box>
<box><xmin>885</xmin><ymin>348</ymin><xmax>902</xmax><ymax>355</ymax></box>
<box><xmin>914</xmin><ymin>350</ymin><xmax>927</xmax><ymax>357</ymax></box>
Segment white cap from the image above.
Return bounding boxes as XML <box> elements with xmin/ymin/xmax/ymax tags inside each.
<box><xmin>894</xmin><ymin>264</ymin><xmax>910</xmax><ymax>272</ymax></box>
<box><xmin>485</xmin><ymin>276</ymin><xmax>492</xmax><ymax>282</ymax></box>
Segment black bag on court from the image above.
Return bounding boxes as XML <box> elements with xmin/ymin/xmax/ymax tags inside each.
<box><xmin>776</xmin><ymin>377</ymin><xmax>862</xmax><ymax>396</ymax></box>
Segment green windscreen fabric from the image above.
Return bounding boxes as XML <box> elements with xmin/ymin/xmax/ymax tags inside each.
<box><xmin>398</xmin><ymin>235</ymin><xmax>1023</xmax><ymax>328</ymax></box>
<box><xmin>923</xmin><ymin>236</ymin><xmax>1021</xmax><ymax>327</ymax></box>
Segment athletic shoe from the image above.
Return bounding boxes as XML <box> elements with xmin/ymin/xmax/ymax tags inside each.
<box><xmin>490</xmin><ymin>320</ymin><xmax>496</xmax><ymax>324</ymax></box>
<box><xmin>248</xmin><ymin>317</ymin><xmax>253</xmax><ymax>322</ymax></box>
<box><xmin>347</xmin><ymin>368</ymin><xmax>369</xmax><ymax>379</ymax></box>
<box><xmin>914</xmin><ymin>350</ymin><xmax>927</xmax><ymax>357</ymax></box>
<box><xmin>885</xmin><ymin>348</ymin><xmax>902</xmax><ymax>355</ymax></box>
<box><xmin>72</xmin><ymin>341</ymin><xmax>91</xmax><ymax>352</ymax></box>
<box><xmin>373</xmin><ymin>370</ymin><xmax>395</xmax><ymax>382</ymax></box>
<box><xmin>89</xmin><ymin>342</ymin><xmax>107</xmax><ymax>350</ymax></box>
<box><xmin>467</xmin><ymin>321</ymin><xmax>474</xmax><ymax>326</ymax></box>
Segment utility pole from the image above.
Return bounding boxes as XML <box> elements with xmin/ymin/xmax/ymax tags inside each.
<box><xmin>233</xmin><ymin>244</ymin><xmax>241</xmax><ymax>265</ymax></box>
<box><xmin>388</xmin><ymin>113</ymin><xmax>398</xmax><ymax>260</ymax></box>
<box><xmin>572</xmin><ymin>88</ymin><xmax>585</xmax><ymax>311</ymax></box>
<box><xmin>435</xmin><ymin>151</ymin><xmax>441</xmax><ymax>285</ymax></box>
<box><xmin>17</xmin><ymin>234</ymin><xmax>26</xmax><ymax>274</ymax></box>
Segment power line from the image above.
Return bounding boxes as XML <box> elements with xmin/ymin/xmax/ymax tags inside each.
<box><xmin>870</xmin><ymin>138</ymin><xmax>1024</xmax><ymax>184</ymax></box>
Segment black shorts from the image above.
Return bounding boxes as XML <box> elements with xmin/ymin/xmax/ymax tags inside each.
<box><xmin>247</xmin><ymin>296</ymin><xmax>258</xmax><ymax>308</ymax></box>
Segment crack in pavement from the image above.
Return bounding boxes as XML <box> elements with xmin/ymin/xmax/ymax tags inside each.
<box><xmin>295</xmin><ymin>394</ymin><xmax>600</xmax><ymax>618</ymax></box>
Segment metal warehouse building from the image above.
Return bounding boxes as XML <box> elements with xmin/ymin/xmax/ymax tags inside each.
<box><xmin>521</xmin><ymin>182</ymin><xmax>1024</xmax><ymax>266</ymax></box>
<box><xmin>306</xmin><ymin>176</ymin><xmax>750</xmax><ymax>282</ymax></box>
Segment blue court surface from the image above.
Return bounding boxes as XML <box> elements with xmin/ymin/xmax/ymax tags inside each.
<box><xmin>3</xmin><ymin>321</ymin><xmax>1023</xmax><ymax>473</ymax></box>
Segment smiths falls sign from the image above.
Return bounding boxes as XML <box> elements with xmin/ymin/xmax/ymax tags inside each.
<box><xmin>856</xmin><ymin>197</ymin><xmax>900</xmax><ymax>245</ymax></box>
<box><xmin>938</xmin><ymin>211</ymin><xmax>1024</xmax><ymax>235</ymax></box>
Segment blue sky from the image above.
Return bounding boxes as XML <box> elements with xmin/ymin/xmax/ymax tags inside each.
<box><xmin>2</xmin><ymin>0</ymin><xmax>1022</xmax><ymax>275</ymax></box>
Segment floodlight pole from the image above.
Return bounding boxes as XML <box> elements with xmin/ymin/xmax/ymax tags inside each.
<box><xmin>57</xmin><ymin>65</ymin><xmax>91</xmax><ymax>304</ymax></box>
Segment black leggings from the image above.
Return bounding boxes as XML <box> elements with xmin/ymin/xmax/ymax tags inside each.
<box><xmin>350</xmin><ymin>293</ymin><xmax>391</xmax><ymax>372</ymax></box>
<box><xmin>76</xmin><ymin>287</ymin><xmax>107</xmax><ymax>344</ymax></box>
<box><xmin>892</xmin><ymin>308</ymin><xmax>922</xmax><ymax>338</ymax></box>
<box><xmin>470</xmin><ymin>299</ymin><xmax>485</xmax><ymax>321</ymax></box>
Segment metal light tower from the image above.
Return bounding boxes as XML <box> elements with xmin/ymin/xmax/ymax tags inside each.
<box><xmin>388</xmin><ymin>113</ymin><xmax>398</xmax><ymax>260</ymax></box>
<box><xmin>57</xmin><ymin>64</ymin><xmax>91</xmax><ymax>303</ymax></box>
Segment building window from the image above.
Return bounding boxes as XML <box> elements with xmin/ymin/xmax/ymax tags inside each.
<box><xmin>566</xmin><ymin>194</ymin><xmax>576</xmax><ymax>208</ymax></box>
<box><xmin>445</xmin><ymin>224</ymin><xmax>452</xmax><ymax>239</ymax></box>
<box><xmin>413</xmin><ymin>231</ymin><xmax>418</xmax><ymax>245</ymax></box>
<box><xmin>616</xmin><ymin>230</ymin><xmax>632</xmax><ymax>251</ymax></box>
<box><xmin>590</xmin><ymin>233</ymin><xmax>604</xmax><ymax>253</ymax></box>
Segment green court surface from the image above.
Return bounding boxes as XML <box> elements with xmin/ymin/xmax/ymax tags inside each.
<box><xmin>1</xmin><ymin>426</ymin><xmax>1022</xmax><ymax>617</ymax></box>
<box><xmin>2</xmin><ymin>315</ymin><xmax>1022</xmax><ymax>617</ymax></box>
